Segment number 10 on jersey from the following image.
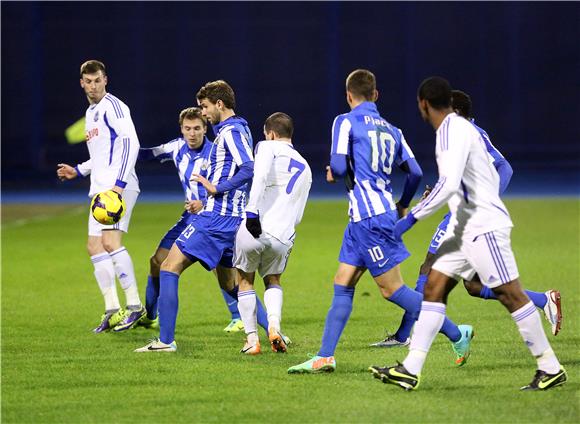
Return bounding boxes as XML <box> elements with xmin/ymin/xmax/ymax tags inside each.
<box><xmin>368</xmin><ymin>130</ymin><xmax>395</xmax><ymax>173</ymax></box>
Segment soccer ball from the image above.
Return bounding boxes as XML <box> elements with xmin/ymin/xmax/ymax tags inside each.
<box><xmin>91</xmin><ymin>190</ymin><xmax>126</xmax><ymax>225</ymax></box>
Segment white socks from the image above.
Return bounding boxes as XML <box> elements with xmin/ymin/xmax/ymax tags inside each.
<box><xmin>403</xmin><ymin>301</ymin><xmax>446</xmax><ymax>375</ymax></box>
<box><xmin>91</xmin><ymin>253</ymin><xmax>120</xmax><ymax>311</ymax></box>
<box><xmin>110</xmin><ymin>247</ymin><xmax>141</xmax><ymax>308</ymax></box>
<box><xmin>511</xmin><ymin>301</ymin><xmax>561</xmax><ymax>373</ymax></box>
<box><xmin>264</xmin><ymin>285</ymin><xmax>283</xmax><ymax>331</ymax></box>
<box><xmin>238</xmin><ymin>290</ymin><xmax>258</xmax><ymax>335</ymax></box>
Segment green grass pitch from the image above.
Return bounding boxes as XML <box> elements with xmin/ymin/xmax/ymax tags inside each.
<box><xmin>2</xmin><ymin>199</ymin><xmax>579</xmax><ymax>423</ymax></box>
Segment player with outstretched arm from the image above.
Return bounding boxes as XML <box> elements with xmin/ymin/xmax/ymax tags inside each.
<box><xmin>137</xmin><ymin>106</ymin><xmax>270</xmax><ymax>333</ymax></box>
<box><xmin>57</xmin><ymin>60</ymin><xmax>145</xmax><ymax>333</ymax></box>
<box><xmin>135</xmin><ymin>80</ymin><xmax>255</xmax><ymax>352</ymax></box>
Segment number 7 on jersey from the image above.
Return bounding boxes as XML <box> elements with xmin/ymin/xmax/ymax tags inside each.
<box><xmin>286</xmin><ymin>158</ymin><xmax>306</xmax><ymax>194</ymax></box>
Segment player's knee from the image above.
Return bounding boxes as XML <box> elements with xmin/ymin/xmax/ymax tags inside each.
<box><xmin>463</xmin><ymin>280</ymin><xmax>481</xmax><ymax>297</ymax></box>
<box><xmin>101</xmin><ymin>239</ymin><xmax>118</xmax><ymax>253</ymax></box>
<box><xmin>160</xmin><ymin>258</ymin><xmax>180</xmax><ymax>275</ymax></box>
<box><xmin>86</xmin><ymin>240</ymin><xmax>102</xmax><ymax>256</ymax></box>
<box><xmin>150</xmin><ymin>254</ymin><xmax>161</xmax><ymax>273</ymax></box>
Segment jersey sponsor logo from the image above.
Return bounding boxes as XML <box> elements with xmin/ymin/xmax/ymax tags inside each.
<box><xmin>86</xmin><ymin>128</ymin><xmax>99</xmax><ymax>141</ymax></box>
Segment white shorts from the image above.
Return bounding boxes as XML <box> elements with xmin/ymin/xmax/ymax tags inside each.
<box><xmin>234</xmin><ymin>223</ymin><xmax>293</xmax><ymax>277</ymax></box>
<box><xmin>431</xmin><ymin>227</ymin><xmax>519</xmax><ymax>288</ymax></box>
<box><xmin>88</xmin><ymin>190</ymin><xmax>139</xmax><ymax>236</ymax></box>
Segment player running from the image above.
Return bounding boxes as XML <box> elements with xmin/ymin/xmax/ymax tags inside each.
<box><xmin>57</xmin><ymin>60</ymin><xmax>145</xmax><ymax>333</ymax></box>
<box><xmin>371</xmin><ymin>90</ymin><xmax>563</xmax><ymax>353</ymax></box>
<box><xmin>370</xmin><ymin>77</ymin><xmax>566</xmax><ymax>391</ymax></box>
<box><xmin>137</xmin><ymin>107</ymin><xmax>269</xmax><ymax>332</ymax></box>
<box><xmin>235</xmin><ymin>112</ymin><xmax>312</xmax><ymax>355</ymax></box>
<box><xmin>135</xmin><ymin>80</ymin><xmax>254</xmax><ymax>352</ymax></box>
<box><xmin>288</xmin><ymin>69</ymin><xmax>431</xmax><ymax>373</ymax></box>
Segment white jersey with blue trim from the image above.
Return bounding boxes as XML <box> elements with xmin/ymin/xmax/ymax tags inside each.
<box><xmin>411</xmin><ymin>113</ymin><xmax>513</xmax><ymax>237</ymax></box>
<box><xmin>77</xmin><ymin>93</ymin><xmax>140</xmax><ymax>197</ymax></box>
<box><xmin>245</xmin><ymin>140</ymin><xmax>312</xmax><ymax>245</ymax></box>
<box><xmin>331</xmin><ymin>101</ymin><xmax>415</xmax><ymax>222</ymax></box>
<box><xmin>146</xmin><ymin>137</ymin><xmax>212</xmax><ymax>202</ymax></box>
<box><xmin>203</xmin><ymin>116</ymin><xmax>254</xmax><ymax>217</ymax></box>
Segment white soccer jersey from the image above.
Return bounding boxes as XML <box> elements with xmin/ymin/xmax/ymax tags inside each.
<box><xmin>411</xmin><ymin>113</ymin><xmax>512</xmax><ymax>237</ymax></box>
<box><xmin>245</xmin><ymin>140</ymin><xmax>312</xmax><ymax>245</ymax></box>
<box><xmin>76</xmin><ymin>93</ymin><xmax>140</xmax><ymax>197</ymax></box>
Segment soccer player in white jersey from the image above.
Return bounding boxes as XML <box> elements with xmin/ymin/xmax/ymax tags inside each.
<box><xmin>136</xmin><ymin>80</ymin><xmax>255</xmax><ymax>352</ymax></box>
<box><xmin>57</xmin><ymin>60</ymin><xmax>145</xmax><ymax>333</ymax></box>
<box><xmin>371</xmin><ymin>77</ymin><xmax>566</xmax><ymax>391</ymax></box>
<box><xmin>371</xmin><ymin>90</ymin><xmax>563</xmax><ymax>354</ymax></box>
<box><xmin>235</xmin><ymin>112</ymin><xmax>312</xmax><ymax>355</ymax></box>
<box><xmin>137</xmin><ymin>107</ymin><xmax>270</xmax><ymax>333</ymax></box>
<box><xmin>288</xmin><ymin>69</ymin><xmax>426</xmax><ymax>374</ymax></box>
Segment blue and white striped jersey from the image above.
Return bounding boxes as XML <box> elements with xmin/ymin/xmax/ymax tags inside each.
<box><xmin>472</xmin><ymin>120</ymin><xmax>505</xmax><ymax>164</ymax></box>
<box><xmin>331</xmin><ymin>101</ymin><xmax>415</xmax><ymax>222</ymax></box>
<box><xmin>203</xmin><ymin>116</ymin><xmax>254</xmax><ymax>217</ymax></box>
<box><xmin>139</xmin><ymin>137</ymin><xmax>212</xmax><ymax>202</ymax></box>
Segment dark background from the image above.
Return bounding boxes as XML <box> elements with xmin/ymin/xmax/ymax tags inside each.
<box><xmin>2</xmin><ymin>1</ymin><xmax>579</xmax><ymax>199</ymax></box>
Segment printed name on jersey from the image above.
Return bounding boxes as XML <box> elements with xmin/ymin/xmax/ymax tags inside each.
<box><xmin>363</xmin><ymin>115</ymin><xmax>388</xmax><ymax>127</ymax></box>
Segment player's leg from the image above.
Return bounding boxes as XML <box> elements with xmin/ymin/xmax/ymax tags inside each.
<box><xmin>371</xmin><ymin>236</ymin><xmax>471</xmax><ymax>390</ymax></box>
<box><xmin>139</xmin><ymin>246</ymin><xmax>169</xmax><ymax>328</ymax></box>
<box><xmin>87</xmin><ymin>233</ymin><xmax>123</xmax><ymax>333</ymax></box>
<box><xmin>235</xmin><ymin>267</ymin><xmax>261</xmax><ymax>355</ymax></box>
<box><xmin>464</xmin><ymin>274</ymin><xmax>562</xmax><ymax>335</ymax></box>
<box><xmin>100</xmin><ymin>191</ymin><xmax>145</xmax><ymax>331</ymax></box>
<box><xmin>215</xmin><ymin>266</ymin><xmax>243</xmax><ymax>332</ymax></box>
<box><xmin>467</xmin><ymin>229</ymin><xmax>566</xmax><ymax>390</ymax></box>
<box><xmin>371</xmin><ymin>251</ymin><xmax>435</xmax><ymax>347</ymax></box>
<box><xmin>288</xmin><ymin>263</ymin><xmax>364</xmax><ymax>374</ymax></box>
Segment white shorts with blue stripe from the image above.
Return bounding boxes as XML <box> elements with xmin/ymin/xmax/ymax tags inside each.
<box><xmin>431</xmin><ymin>227</ymin><xmax>519</xmax><ymax>288</ymax></box>
<box><xmin>88</xmin><ymin>190</ymin><xmax>139</xmax><ymax>236</ymax></box>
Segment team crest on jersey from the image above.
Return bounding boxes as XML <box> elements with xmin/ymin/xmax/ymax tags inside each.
<box><xmin>94</xmin><ymin>111</ymin><xmax>99</xmax><ymax>122</ymax></box>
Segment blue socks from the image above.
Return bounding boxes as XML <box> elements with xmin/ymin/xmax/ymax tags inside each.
<box><xmin>439</xmin><ymin>316</ymin><xmax>462</xmax><ymax>342</ymax></box>
<box><xmin>227</xmin><ymin>286</ymin><xmax>269</xmax><ymax>330</ymax></box>
<box><xmin>318</xmin><ymin>284</ymin><xmax>355</xmax><ymax>357</ymax></box>
<box><xmin>221</xmin><ymin>288</ymin><xmax>241</xmax><ymax>320</ymax></box>
<box><xmin>159</xmin><ymin>271</ymin><xmax>179</xmax><ymax>344</ymax></box>
<box><xmin>480</xmin><ymin>286</ymin><xmax>547</xmax><ymax>309</ymax></box>
<box><xmin>145</xmin><ymin>275</ymin><xmax>160</xmax><ymax>319</ymax></box>
<box><xmin>414</xmin><ymin>274</ymin><xmax>428</xmax><ymax>294</ymax></box>
<box><xmin>389</xmin><ymin>285</ymin><xmax>422</xmax><ymax>342</ymax></box>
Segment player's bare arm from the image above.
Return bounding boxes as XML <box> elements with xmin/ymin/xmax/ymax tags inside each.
<box><xmin>56</xmin><ymin>163</ymin><xmax>78</xmax><ymax>181</ymax></box>
<box><xmin>325</xmin><ymin>165</ymin><xmax>336</xmax><ymax>183</ymax></box>
<box><xmin>184</xmin><ymin>200</ymin><xmax>204</xmax><ymax>213</ymax></box>
<box><xmin>191</xmin><ymin>173</ymin><xmax>216</xmax><ymax>196</ymax></box>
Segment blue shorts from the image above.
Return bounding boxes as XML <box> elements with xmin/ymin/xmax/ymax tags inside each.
<box><xmin>427</xmin><ymin>212</ymin><xmax>452</xmax><ymax>254</ymax></box>
<box><xmin>175</xmin><ymin>212</ymin><xmax>241</xmax><ymax>271</ymax></box>
<box><xmin>338</xmin><ymin>212</ymin><xmax>410</xmax><ymax>277</ymax></box>
<box><xmin>158</xmin><ymin>211</ymin><xmax>197</xmax><ymax>250</ymax></box>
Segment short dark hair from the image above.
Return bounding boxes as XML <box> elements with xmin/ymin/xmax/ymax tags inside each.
<box><xmin>451</xmin><ymin>90</ymin><xmax>473</xmax><ymax>119</ymax></box>
<box><xmin>196</xmin><ymin>80</ymin><xmax>236</xmax><ymax>109</ymax></box>
<box><xmin>80</xmin><ymin>60</ymin><xmax>106</xmax><ymax>78</ymax></box>
<box><xmin>417</xmin><ymin>76</ymin><xmax>452</xmax><ymax>110</ymax></box>
<box><xmin>346</xmin><ymin>69</ymin><xmax>376</xmax><ymax>101</ymax></box>
<box><xmin>179</xmin><ymin>107</ymin><xmax>207</xmax><ymax>127</ymax></box>
<box><xmin>264</xmin><ymin>112</ymin><xmax>294</xmax><ymax>138</ymax></box>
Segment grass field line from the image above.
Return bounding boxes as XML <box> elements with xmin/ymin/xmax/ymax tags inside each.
<box><xmin>2</xmin><ymin>205</ymin><xmax>86</xmax><ymax>229</ymax></box>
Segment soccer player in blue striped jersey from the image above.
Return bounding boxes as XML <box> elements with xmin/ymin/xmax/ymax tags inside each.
<box><xmin>288</xmin><ymin>69</ymin><xmax>426</xmax><ymax>373</ymax></box>
<box><xmin>136</xmin><ymin>80</ymin><xmax>255</xmax><ymax>352</ymax></box>
<box><xmin>57</xmin><ymin>60</ymin><xmax>144</xmax><ymax>333</ymax></box>
<box><xmin>371</xmin><ymin>91</ymin><xmax>563</xmax><ymax>353</ymax></box>
<box><xmin>137</xmin><ymin>107</ymin><xmax>269</xmax><ymax>333</ymax></box>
